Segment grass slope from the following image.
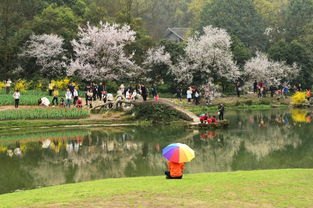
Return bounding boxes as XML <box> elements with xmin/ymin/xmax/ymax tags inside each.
<box><xmin>0</xmin><ymin>169</ymin><xmax>312</xmax><ymax>208</ymax></box>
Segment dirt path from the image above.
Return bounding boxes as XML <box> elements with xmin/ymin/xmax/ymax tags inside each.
<box><xmin>0</xmin><ymin>105</ymin><xmax>39</xmax><ymax>112</ymax></box>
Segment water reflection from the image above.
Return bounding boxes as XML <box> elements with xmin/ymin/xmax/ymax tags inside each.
<box><xmin>0</xmin><ymin>110</ymin><xmax>313</xmax><ymax>194</ymax></box>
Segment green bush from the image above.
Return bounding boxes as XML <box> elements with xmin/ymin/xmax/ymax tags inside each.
<box><xmin>131</xmin><ymin>103</ymin><xmax>182</xmax><ymax>123</ymax></box>
<box><xmin>0</xmin><ymin>108</ymin><xmax>89</xmax><ymax>120</ymax></box>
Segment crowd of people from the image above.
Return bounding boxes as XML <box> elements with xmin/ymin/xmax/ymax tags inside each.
<box><xmin>249</xmin><ymin>80</ymin><xmax>312</xmax><ymax>100</ymax></box>
<box><xmin>176</xmin><ymin>86</ymin><xmax>201</xmax><ymax>105</ymax></box>
<box><xmin>82</xmin><ymin>83</ymin><xmax>158</xmax><ymax>108</ymax></box>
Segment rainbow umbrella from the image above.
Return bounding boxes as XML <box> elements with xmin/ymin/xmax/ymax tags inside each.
<box><xmin>162</xmin><ymin>143</ymin><xmax>195</xmax><ymax>163</ymax></box>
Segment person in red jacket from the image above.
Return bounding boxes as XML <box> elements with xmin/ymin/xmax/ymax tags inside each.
<box><xmin>165</xmin><ymin>161</ymin><xmax>185</xmax><ymax>179</ymax></box>
<box><xmin>199</xmin><ymin>113</ymin><xmax>208</xmax><ymax>123</ymax></box>
<box><xmin>207</xmin><ymin>115</ymin><xmax>213</xmax><ymax>124</ymax></box>
<box><xmin>211</xmin><ymin>115</ymin><xmax>217</xmax><ymax>123</ymax></box>
<box><xmin>76</xmin><ymin>97</ymin><xmax>83</xmax><ymax>108</ymax></box>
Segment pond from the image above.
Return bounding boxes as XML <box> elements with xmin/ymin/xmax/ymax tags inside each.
<box><xmin>0</xmin><ymin>109</ymin><xmax>313</xmax><ymax>194</ymax></box>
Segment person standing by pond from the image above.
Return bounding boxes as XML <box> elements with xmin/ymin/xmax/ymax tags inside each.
<box><xmin>73</xmin><ymin>88</ymin><xmax>79</xmax><ymax>105</ymax></box>
<box><xmin>48</xmin><ymin>81</ymin><xmax>54</xmax><ymax>96</ymax></box>
<box><xmin>186</xmin><ymin>87</ymin><xmax>192</xmax><ymax>102</ymax></box>
<box><xmin>151</xmin><ymin>85</ymin><xmax>158</xmax><ymax>101</ymax></box>
<box><xmin>141</xmin><ymin>84</ymin><xmax>148</xmax><ymax>101</ymax></box>
<box><xmin>52</xmin><ymin>87</ymin><xmax>59</xmax><ymax>106</ymax></box>
<box><xmin>236</xmin><ymin>81</ymin><xmax>241</xmax><ymax>97</ymax></box>
<box><xmin>13</xmin><ymin>89</ymin><xmax>20</xmax><ymax>108</ymax></box>
<box><xmin>176</xmin><ymin>87</ymin><xmax>183</xmax><ymax>101</ymax></box>
<box><xmin>194</xmin><ymin>89</ymin><xmax>200</xmax><ymax>105</ymax></box>
<box><xmin>65</xmin><ymin>89</ymin><xmax>72</xmax><ymax>108</ymax></box>
<box><xmin>5</xmin><ymin>78</ymin><xmax>12</xmax><ymax>94</ymax></box>
<box><xmin>253</xmin><ymin>80</ymin><xmax>258</xmax><ymax>94</ymax></box>
<box><xmin>218</xmin><ymin>103</ymin><xmax>225</xmax><ymax>120</ymax></box>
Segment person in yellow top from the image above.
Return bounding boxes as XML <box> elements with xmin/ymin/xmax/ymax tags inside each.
<box><xmin>48</xmin><ymin>81</ymin><xmax>54</xmax><ymax>96</ymax></box>
<box><xmin>52</xmin><ymin>87</ymin><xmax>59</xmax><ymax>106</ymax></box>
<box><xmin>165</xmin><ymin>161</ymin><xmax>185</xmax><ymax>179</ymax></box>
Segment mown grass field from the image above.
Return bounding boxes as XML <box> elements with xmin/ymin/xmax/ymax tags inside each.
<box><xmin>0</xmin><ymin>169</ymin><xmax>312</xmax><ymax>208</ymax></box>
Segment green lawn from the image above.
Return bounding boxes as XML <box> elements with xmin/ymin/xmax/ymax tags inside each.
<box><xmin>0</xmin><ymin>169</ymin><xmax>312</xmax><ymax>208</ymax></box>
<box><xmin>0</xmin><ymin>90</ymin><xmax>54</xmax><ymax>106</ymax></box>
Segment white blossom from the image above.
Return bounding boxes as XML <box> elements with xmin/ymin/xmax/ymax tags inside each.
<box><xmin>20</xmin><ymin>34</ymin><xmax>67</xmax><ymax>78</ymax></box>
<box><xmin>143</xmin><ymin>46</ymin><xmax>172</xmax><ymax>66</ymax></box>
<box><xmin>68</xmin><ymin>21</ymin><xmax>139</xmax><ymax>81</ymax></box>
<box><xmin>170</xmin><ymin>59</ymin><xmax>194</xmax><ymax>85</ymax></box>
<box><xmin>142</xmin><ymin>46</ymin><xmax>172</xmax><ymax>83</ymax></box>
<box><xmin>170</xmin><ymin>26</ymin><xmax>240</xmax><ymax>85</ymax></box>
<box><xmin>243</xmin><ymin>52</ymin><xmax>300</xmax><ymax>86</ymax></box>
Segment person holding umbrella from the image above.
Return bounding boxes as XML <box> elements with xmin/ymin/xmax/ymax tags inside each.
<box><xmin>165</xmin><ymin>161</ymin><xmax>185</xmax><ymax>179</ymax></box>
<box><xmin>162</xmin><ymin>143</ymin><xmax>195</xmax><ymax>179</ymax></box>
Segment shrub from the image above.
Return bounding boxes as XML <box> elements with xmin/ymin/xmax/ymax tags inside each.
<box><xmin>14</xmin><ymin>80</ymin><xmax>29</xmax><ymax>92</ymax></box>
<box><xmin>131</xmin><ymin>103</ymin><xmax>183</xmax><ymax>123</ymax></box>
<box><xmin>291</xmin><ymin>92</ymin><xmax>307</xmax><ymax>105</ymax></box>
<box><xmin>0</xmin><ymin>81</ymin><xmax>5</xmax><ymax>89</ymax></box>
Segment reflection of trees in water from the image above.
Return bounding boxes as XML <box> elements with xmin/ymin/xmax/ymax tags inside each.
<box><xmin>186</xmin><ymin>134</ymin><xmax>242</xmax><ymax>172</ymax></box>
<box><xmin>29</xmin><ymin>134</ymin><xmax>145</xmax><ymax>185</ymax></box>
<box><xmin>0</xmin><ymin>126</ymin><xmax>192</xmax><ymax>193</ymax></box>
<box><xmin>232</xmin><ymin>111</ymin><xmax>302</xmax><ymax>160</ymax></box>
<box><xmin>6</xmin><ymin>131</ymin><xmax>169</xmax><ymax>188</ymax></box>
<box><xmin>243</xmin><ymin>126</ymin><xmax>301</xmax><ymax>160</ymax></box>
<box><xmin>185</xmin><ymin>110</ymin><xmax>303</xmax><ymax>172</ymax></box>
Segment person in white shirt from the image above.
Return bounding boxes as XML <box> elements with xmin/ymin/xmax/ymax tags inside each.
<box><xmin>13</xmin><ymin>89</ymin><xmax>20</xmax><ymax>108</ymax></box>
<box><xmin>131</xmin><ymin>90</ymin><xmax>137</xmax><ymax>100</ymax></box>
<box><xmin>126</xmin><ymin>89</ymin><xmax>131</xmax><ymax>100</ymax></box>
<box><xmin>38</xmin><ymin>97</ymin><xmax>50</xmax><ymax>107</ymax></box>
<box><xmin>186</xmin><ymin>87</ymin><xmax>192</xmax><ymax>102</ymax></box>
<box><xmin>65</xmin><ymin>89</ymin><xmax>72</xmax><ymax>108</ymax></box>
<box><xmin>73</xmin><ymin>89</ymin><xmax>79</xmax><ymax>105</ymax></box>
<box><xmin>106</xmin><ymin>93</ymin><xmax>114</xmax><ymax>108</ymax></box>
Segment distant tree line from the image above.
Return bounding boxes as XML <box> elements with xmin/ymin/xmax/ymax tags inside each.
<box><xmin>0</xmin><ymin>0</ymin><xmax>312</xmax><ymax>88</ymax></box>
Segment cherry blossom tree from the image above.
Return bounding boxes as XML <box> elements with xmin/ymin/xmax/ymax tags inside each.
<box><xmin>68</xmin><ymin>22</ymin><xmax>140</xmax><ymax>81</ymax></box>
<box><xmin>170</xmin><ymin>26</ymin><xmax>240</xmax><ymax>85</ymax></box>
<box><xmin>142</xmin><ymin>46</ymin><xmax>172</xmax><ymax>84</ymax></box>
<box><xmin>243</xmin><ymin>52</ymin><xmax>300</xmax><ymax>86</ymax></box>
<box><xmin>20</xmin><ymin>34</ymin><xmax>67</xmax><ymax>78</ymax></box>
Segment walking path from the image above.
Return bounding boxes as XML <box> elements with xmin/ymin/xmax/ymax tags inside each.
<box><xmin>158</xmin><ymin>98</ymin><xmax>200</xmax><ymax>123</ymax></box>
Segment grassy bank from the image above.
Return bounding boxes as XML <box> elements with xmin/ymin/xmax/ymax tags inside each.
<box><xmin>0</xmin><ymin>169</ymin><xmax>312</xmax><ymax>208</ymax></box>
<box><xmin>186</xmin><ymin>103</ymin><xmax>289</xmax><ymax>115</ymax></box>
<box><xmin>171</xmin><ymin>95</ymin><xmax>290</xmax><ymax>115</ymax></box>
<box><xmin>0</xmin><ymin>108</ymin><xmax>90</xmax><ymax>120</ymax></box>
<box><xmin>0</xmin><ymin>120</ymin><xmax>131</xmax><ymax>130</ymax></box>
